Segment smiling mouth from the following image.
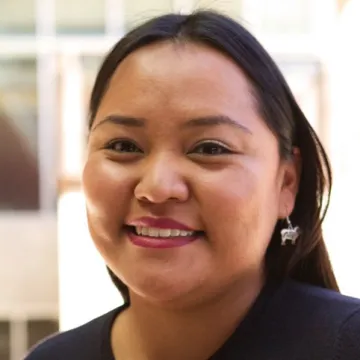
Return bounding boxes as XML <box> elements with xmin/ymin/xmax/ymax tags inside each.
<box><xmin>124</xmin><ymin>225</ymin><xmax>204</xmax><ymax>249</ymax></box>
<box><xmin>125</xmin><ymin>225</ymin><xmax>205</xmax><ymax>239</ymax></box>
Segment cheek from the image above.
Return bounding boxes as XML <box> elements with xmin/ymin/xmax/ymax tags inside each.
<box><xmin>197</xmin><ymin>161</ymin><xmax>280</xmax><ymax>261</ymax></box>
<box><xmin>82</xmin><ymin>157</ymin><xmax>133</xmax><ymax>227</ymax></box>
<box><xmin>198</xmin><ymin>160</ymin><xmax>278</xmax><ymax>216</ymax></box>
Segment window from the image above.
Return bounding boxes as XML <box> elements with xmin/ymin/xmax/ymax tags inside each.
<box><xmin>279</xmin><ymin>60</ymin><xmax>323</xmax><ymax>134</ymax></box>
<box><xmin>195</xmin><ymin>0</ymin><xmax>242</xmax><ymax>18</ymax></box>
<box><xmin>83</xmin><ymin>56</ymin><xmax>103</xmax><ymax>105</ymax></box>
<box><xmin>0</xmin><ymin>0</ymin><xmax>36</xmax><ymax>34</ymax></box>
<box><xmin>243</xmin><ymin>0</ymin><xmax>313</xmax><ymax>34</ymax></box>
<box><xmin>0</xmin><ymin>58</ymin><xmax>39</xmax><ymax>210</ymax></box>
<box><xmin>58</xmin><ymin>55</ymin><xmax>104</xmax><ymax>193</ymax></box>
<box><xmin>56</xmin><ymin>0</ymin><xmax>105</xmax><ymax>34</ymax></box>
<box><xmin>124</xmin><ymin>0</ymin><xmax>173</xmax><ymax>30</ymax></box>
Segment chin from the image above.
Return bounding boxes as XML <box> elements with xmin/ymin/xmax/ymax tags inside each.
<box><xmin>127</xmin><ymin>274</ymin><xmax>201</xmax><ymax>307</ymax></box>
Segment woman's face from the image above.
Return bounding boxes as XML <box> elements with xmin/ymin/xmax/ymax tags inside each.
<box><xmin>83</xmin><ymin>42</ymin><xmax>298</xmax><ymax>306</ymax></box>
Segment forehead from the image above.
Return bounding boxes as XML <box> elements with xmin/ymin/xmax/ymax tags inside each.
<box><xmin>94</xmin><ymin>41</ymin><xmax>257</xmax><ymax>126</ymax></box>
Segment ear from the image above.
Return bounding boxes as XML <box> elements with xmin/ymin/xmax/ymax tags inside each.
<box><xmin>278</xmin><ymin>147</ymin><xmax>302</xmax><ymax>219</ymax></box>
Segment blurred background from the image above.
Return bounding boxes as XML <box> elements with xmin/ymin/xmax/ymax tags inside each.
<box><xmin>1</xmin><ymin>0</ymin><xmax>360</xmax><ymax>358</ymax></box>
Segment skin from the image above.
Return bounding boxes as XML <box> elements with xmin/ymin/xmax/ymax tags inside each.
<box><xmin>82</xmin><ymin>42</ymin><xmax>299</xmax><ymax>359</ymax></box>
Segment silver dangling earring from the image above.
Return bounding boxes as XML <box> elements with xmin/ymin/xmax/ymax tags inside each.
<box><xmin>281</xmin><ymin>217</ymin><xmax>300</xmax><ymax>246</ymax></box>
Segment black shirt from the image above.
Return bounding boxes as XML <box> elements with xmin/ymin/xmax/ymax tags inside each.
<box><xmin>25</xmin><ymin>280</ymin><xmax>360</xmax><ymax>359</ymax></box>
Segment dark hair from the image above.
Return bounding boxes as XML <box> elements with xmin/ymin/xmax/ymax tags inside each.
<box><xmin>89</xmin><ymin>10</ymin><xmax>338</xmax><ymax>305</ymax></box>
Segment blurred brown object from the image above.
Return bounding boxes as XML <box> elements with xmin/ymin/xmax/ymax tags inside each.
<box><xmin>0</xmin><ymin>112</ymin><xmax>39</xmax><ymax>210</ymax></box>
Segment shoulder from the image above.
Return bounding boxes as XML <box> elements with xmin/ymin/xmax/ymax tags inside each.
<box><xmin>334</xmin><ymin>306</ymin><xmax>360</xmax><ymax>360</ymax></box>
<box><xmin>281</xmin><ymin>280</ymin><xmax>360</xmax><ymax>317</ymax></box>
<box><xmin>278</xmin><ymin>280</ymin><xmax>360</xmax><ymax>358</ymax></box>
<box><xmin>24</xmin><ymin>307</ymin><xmax>122</xmax><ymax>360</ymax></box>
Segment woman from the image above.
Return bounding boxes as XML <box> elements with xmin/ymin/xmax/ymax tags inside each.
<box><xmin>26</xmin><ymin>10</ymin><xmax>360</xmax><ymax>360</ymax></box>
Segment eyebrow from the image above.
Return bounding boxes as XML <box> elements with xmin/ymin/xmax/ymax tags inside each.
<box><xmin>91</xmin><ymin>115</ymin><xmax>145</xmax><ymax>131</ymax></box>
<box><xmin>182</xmin><ymin>115</ymin><xmax>252</xmax><ymax>134</ymax></box>
<box><xmin>92</xmin><ymin>114</ymin><xmax>252</xmax><ymax>134</ymax></box>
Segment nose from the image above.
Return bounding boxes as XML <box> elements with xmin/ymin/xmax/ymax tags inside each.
<box><xmin>134</xmin><ymin>155</ymin><xmax>189</xmax><ymax>204</ymax></box>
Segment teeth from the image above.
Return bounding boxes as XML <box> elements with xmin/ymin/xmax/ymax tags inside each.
<box><xmin>170</xmin><ymin>229</ymin><xmax>180</xmax><ymax>237</ymax></box>
<box><xmin>159</xmin><ymin>229</ymin><xmax>171</xmax><ymax>237</ymax></box>
<box><xmin>134</xmin><ymin>226</ymin><xmax>195</xmax><ymax>238</ymax></box>
<box><xmin>148</xmin><ymin>228</ymin><xmax>157</xmax><ymax>237</ymax></box>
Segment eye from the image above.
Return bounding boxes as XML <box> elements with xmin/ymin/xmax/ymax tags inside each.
<box><xmin>190</xmin><ymin>141</ymin><xmax>233</xmax><ymax>155</ymax></box>
<box><xmin>105</xmin><ymin>139</ymin><xmax>143</xmax><ymax>153</ymax></box>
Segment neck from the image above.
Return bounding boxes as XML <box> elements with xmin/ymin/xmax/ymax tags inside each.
<box><xmin>112</xmin><ymin>274</ymin><xmax>265</xmax><ymax>360</ymax></box>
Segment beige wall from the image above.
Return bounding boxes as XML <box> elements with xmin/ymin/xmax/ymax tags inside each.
<box><xmin>56</xmin><ymin>0</ymin><xmax>105</xmax><ymax>29</ymax></box>
<box><xmin>0</xmin><ymin>214</ymin><xmax>58</xmax><ymax>319</ymax></box>
<box><xmin>192</xmin><ymin>0</ymin><xmax>243</xmax><ymax>17</ymax></box>
<box><xmin>0</xmin><ymin>0</ymin><xmax>35</xmax><ymax>30</ymax></box>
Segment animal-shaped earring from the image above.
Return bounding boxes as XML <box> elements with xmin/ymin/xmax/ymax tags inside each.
<box><xmin>281</xmin><ymin>217</ymin><xmax>300</xmax><ymax>246</ymax></box>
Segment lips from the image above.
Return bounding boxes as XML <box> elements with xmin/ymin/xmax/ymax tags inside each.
<box><xmin>124</xmin><ymin>217</ymin><xmax>204</xmax><ymax>249</ymax></box>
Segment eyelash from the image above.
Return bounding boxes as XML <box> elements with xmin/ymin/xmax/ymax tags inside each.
<box><xmin>189</xmin><ymin>140</ymin><xmax>233</xmax><ymax>155</ymax></box>
<box><xmin>104</xmin><ymin>139</ymin><xmax>143</xmax><ymax>153</ymax></box>
<box><xmin>104</xmin><ymin>139</ymin><xmax>233</xmax><ymax>156</ymax></box>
